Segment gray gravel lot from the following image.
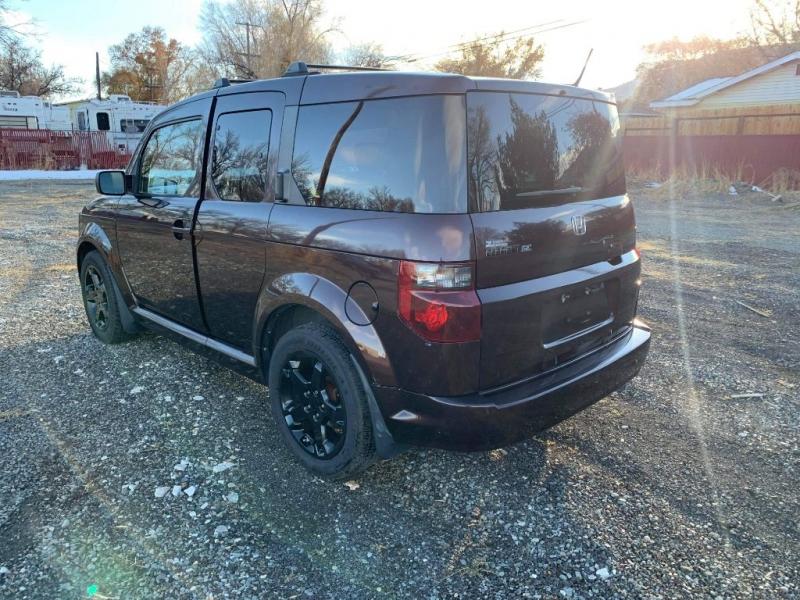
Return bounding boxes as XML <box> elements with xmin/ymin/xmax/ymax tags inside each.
<box><xmin>0</xmin><ymin>179</ymin><xmax>798</xmax><ymax>599</ymax></box>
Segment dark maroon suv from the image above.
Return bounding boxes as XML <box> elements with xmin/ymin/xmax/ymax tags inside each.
<box><xmin>78</xmin><ymin>62</ymin><xmax>650</xmax><ymax>477</ymax></box>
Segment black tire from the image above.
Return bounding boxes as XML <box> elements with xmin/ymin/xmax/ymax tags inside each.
<box><xmin>80</xmin><ymin>251</ymin><xmax>132</xmax><ymax>345</ymax></box>
<box><xmin>268</xmin><ymin>322</ymin><xmax>377</xmax><ymax>479</ymax></box>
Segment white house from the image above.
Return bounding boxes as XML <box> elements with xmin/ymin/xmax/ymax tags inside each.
<box><xmin>651</xmin><ymin>51</ymin><xmax>800</xmax><ymax>111</ymax></box>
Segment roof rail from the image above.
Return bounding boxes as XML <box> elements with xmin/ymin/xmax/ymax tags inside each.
<box><xmin>282</xmin><ymin>61</ymin><xmax>390</xmax><ymax>77</ymax></box>
<box><xmin>212</xmin><ymin>78</ymin><xmax>254</xmax><ymax>89</ymax></box>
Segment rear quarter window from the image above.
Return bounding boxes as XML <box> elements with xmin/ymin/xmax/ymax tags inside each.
<box><xmin>291</xmin><ymin>95</ymin><xmax>467</xmax><ymax>214</ymax></box>
<box><xmin>467</xmin><ymin>91</ymin><xmax>625</xmax><ymax>211</ymax></box>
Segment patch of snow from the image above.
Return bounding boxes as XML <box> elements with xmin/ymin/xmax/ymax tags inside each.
<box><xmin>212</xmin><ymin>461</ymin><xmax>235</xmax><ymax>473</ymax></box>
<box><xmin>213</xmin><ymin>525</ymin><xmax>229</xmax><ymax>537</ymax></box>
<box><xmin>0</xmin><ymin>169</ymin><xmax>101</xmax><ymax>181</ymax></box>
<box><xmin>130</xmin><ymin>386</ymin><xmax>144</xmax><ymax>395</ymax></box>
<box><xmin>596</xmin><ymin>567</ymin><xmax>612</xmax><ymax>580</ymax></box>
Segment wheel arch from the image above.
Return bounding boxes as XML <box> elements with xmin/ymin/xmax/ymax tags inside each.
<box><xmin>255</xmin><ymin>273</ymin><xmax>396</xmax><ymax>388</ymax></box>
<box><xmin>76</xmin><ymin>221</ymin><xmax>140</xmax><ymax>334</ymax></box>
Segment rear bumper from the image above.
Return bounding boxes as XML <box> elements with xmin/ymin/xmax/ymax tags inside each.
<box><xmin>373</xmin><ymin>323</ymin><xmax>650</xmax><ymax>451</ymax></box>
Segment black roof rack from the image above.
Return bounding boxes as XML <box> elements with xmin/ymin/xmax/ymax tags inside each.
<box><xmin>212</xmin><ymin>77</ymin><xmax>254</xmax><ymax>88</ymax></box>
<box><xmin>282</xmin><ymin>61</ymin><xmax>390</xmax><ymax>77</ymax></box>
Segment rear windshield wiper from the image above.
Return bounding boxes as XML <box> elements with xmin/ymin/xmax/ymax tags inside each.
<box><xmin>515</xmin><ymin>187</ymin><xmax>583</xmax><ymax>198</ymax></box>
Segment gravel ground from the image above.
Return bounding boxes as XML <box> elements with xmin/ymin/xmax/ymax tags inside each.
<box><xmin>0</xmin><ymin>179</ymin><xmax>798</xmax><ymax>599</ymax></box>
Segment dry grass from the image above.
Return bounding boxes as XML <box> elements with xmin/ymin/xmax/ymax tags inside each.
<box><xmin>627</xmin><ymin>162</ymin><xmax>800</xmax><ymax>206</ymax></box>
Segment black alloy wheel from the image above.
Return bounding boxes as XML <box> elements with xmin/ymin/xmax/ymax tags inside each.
<box><xmin>84</xmin><ymin>264</ymin><xmax>110</xmax><ymax>331</ymax></box>
<box><xmin>279</xmin><ymin>352</ymin><xmax>347</xmax><ymax>459</ymax></box>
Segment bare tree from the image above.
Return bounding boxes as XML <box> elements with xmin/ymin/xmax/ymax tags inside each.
<box><xmin>0</xmin><ymin>0</ymin><xmax>24</xmax><ymax>47</ymax></box>
<box><xmin>434</xmin><ymin>33</ymin><xmax>545</xmax><ymax>79</ymax></box>
<box><xmin>749</xmin><ymin>0</ymin><xmax>800</xmax><ymax>46</ymax></box>
<box><xmin>199</xmin><ymin>0</ymin><xmax>334</xmax><ymax>80</ymax></box>
<box><xmin>341</xmin><ymin>42</ymin><xmax>389</xmax><ymax>68</ymax></box>
<box><xmin>0</xmin><ymin>38</ymin><xmax>79</xmax><ymax>97</ymax></box>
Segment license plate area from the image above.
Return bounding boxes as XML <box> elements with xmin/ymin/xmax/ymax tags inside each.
<box><xmin>541</xmin><ymin>280</ymin><xmax>617</xmax><ymax>349</ymax></box>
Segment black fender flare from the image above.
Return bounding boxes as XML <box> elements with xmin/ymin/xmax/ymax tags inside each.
<box><xmin>254</xmin><ymin>273</ymin><xmax>403</xmax><ymax>459</ymax></box>
<box><xmin>77</xmin><ymin>221</ymin><xmax>140</xmax><ymax>334</ymax></box>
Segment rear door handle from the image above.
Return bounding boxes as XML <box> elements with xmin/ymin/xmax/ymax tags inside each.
<box><xmin>171</xmin><ymin>219</ymin><xmax>191</xmax><ymax>240</ymax></box>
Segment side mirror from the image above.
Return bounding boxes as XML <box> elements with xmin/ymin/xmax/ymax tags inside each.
<box><xmin>96</xmin><ymin>170</ymin><xmax>126</xmax><ymax>196</ymax></box>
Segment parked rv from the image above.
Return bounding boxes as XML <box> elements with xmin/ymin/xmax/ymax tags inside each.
<box><xmin>0</xmin><ymin>91</ymin><xmax>72</xmax><ymax>130</ymax></box>
<box><xmin>57</xmin><ymin>94</ymin><xmax>165</xmax><ymax>154</ymax></box>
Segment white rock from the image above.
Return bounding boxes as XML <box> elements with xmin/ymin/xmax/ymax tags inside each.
<box><xmin>188</xmin><ymin>511</ymin><xmax>197</xmax><ymax>518</ymax></box>
<box><xmin>154</xmin><ymin>486</ymin><xmax>170</xmax><ymax>498</ymax></box>
<box><xmin>200</xmin><ymin>502</ymin><xmax>209</xmax><ymax>510</ymax></box>
<box><xmin>213</xmin><ymin>525</ymin><xmax>229</xmax><ymax>537</ymax></box>
<box><xmin>130</xmin><ymin>386</ymin><xmax>144</xmax><ymax>395</ymax></box>
<box><xmin>596</xmin><ymin>567</ymin><xmax>612</xmax><ymax>580</ymax></box>
<box><xmin>0</xmin><ymin>566</ymin><xmax>9</xmax><ymax>575</ymax></box>
<box><xmin>192</xmin><ymin>395</ymin><xmax>204</xmax><ymax>401</ymax></box>
<box><xmin>174</xmin><ymin>458</ymin><xmax>189</xmax><ymax>471</ymax></box>
<box><xmin>212</xmin><ymin>461</ymin><xmax>235</xmax><ymax>473</ymax></box>
<box><xmin>185</xmin><ymin>485</ymin><xmax>197</xmax><ymax>498</ymax></box>
<box><xmin>226</xmin><ymin>492</ymin><xmax>239</xmax><ymax>504</ymax></box>
<box><xmin>343</xmin><ymin>480</ymin><xmax>360</xmax><ymax>491</ymax></box>
<box><xmin>171</xmin><ymin>485</ymin><xmax>182</xmax><ymax>497</ymax></box>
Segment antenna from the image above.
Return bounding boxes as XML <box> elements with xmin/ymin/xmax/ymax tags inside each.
<box><xmin>573</xmin><ymin>48</ymin><xmax>593</xmax><ymax>87</ymax></box>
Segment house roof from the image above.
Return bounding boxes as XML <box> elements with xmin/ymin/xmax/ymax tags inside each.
<box><xmin>650</xmin><ymin>50</ymin><xmax>800</xmax><ymax>109</ymax></box>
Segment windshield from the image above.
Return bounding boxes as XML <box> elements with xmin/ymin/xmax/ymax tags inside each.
<box><xmin>467</xmin><ymin>91</ymin><xmax>626</xmax><ymax>211</ymax></box>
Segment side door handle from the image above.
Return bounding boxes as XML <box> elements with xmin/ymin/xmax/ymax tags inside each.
<box><xmin>171</xmin><ymin>219</ymin><xmax>192</xmax><ymax>240</ymax></box>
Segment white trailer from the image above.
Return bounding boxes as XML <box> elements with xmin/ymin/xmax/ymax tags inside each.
<box><xmin>58</xmin><ymin>94</ymin><xmax>165</xmax><ymax>154</ymax></box>
<box><xmin>0</xmin><ymin>91</ymin><xmax>72</xmax><ymax>130</ymax></box>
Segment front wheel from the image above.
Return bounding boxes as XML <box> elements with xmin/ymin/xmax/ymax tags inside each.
<box><xmin>80</xmin><ymin>251</ymin><xmax>133</xmax><ymax>344</ymax></box>
<box><xmin>268</xmin><ymin>322</ymin><xmax>377</xmax><ymax>479</ymax></box>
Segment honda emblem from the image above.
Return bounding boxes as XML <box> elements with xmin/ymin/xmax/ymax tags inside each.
<box><xmin>571</xmin><ymin>215</ymin><xmax>587</xmax><ymax>236</ymax></box>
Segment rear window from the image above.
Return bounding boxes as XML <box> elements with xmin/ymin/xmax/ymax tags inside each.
<box><xmin>467</xmin><ymin>91</ymin><xmax>625</xmax><ymax>211</ymax></box>
<box><xmin>291</xmin><ymin>95</ymin><xmax>467</xmax><ymax>213</ymax></box>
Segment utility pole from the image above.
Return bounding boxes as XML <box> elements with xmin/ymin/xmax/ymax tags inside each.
<box><xmin>95</xmin><ymin>52</ymin><xmax>102</xmax><ymax>100</ymax></box>
<box><xmin>235</xmin><ymin>21</ymin><xmax>258</xmax><ymax>77</ymax></box>
<box><xmin>142</xmin><ymin>70</ymin><xmax>162</xmax><ymax>103</ymax></box>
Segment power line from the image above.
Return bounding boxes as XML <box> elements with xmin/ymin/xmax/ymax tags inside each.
<box><xmin>398</xmin><ymin>19</ymin><xmax>589</xmax><ymax>65</ymax></box>
<box><xmin>401</xmin><ymin>19</ymin><xmax>565</xmax><ymax>60</ymax></box>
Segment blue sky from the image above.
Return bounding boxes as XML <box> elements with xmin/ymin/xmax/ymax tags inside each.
<box><xmin>9</xmin><ymin>0</ymin><xmax>754</xmax><ymax>100</ymax></box>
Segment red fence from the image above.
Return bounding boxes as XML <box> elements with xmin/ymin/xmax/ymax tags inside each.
<box><xmin>623</xmin><ymin>134</ymin><xmax>800</xmax><ymax>186</ymax></box>
<box><xmin>0</xmin><ymin>129</ymin><xmax>132</xmax><ymax>170</ymax></box>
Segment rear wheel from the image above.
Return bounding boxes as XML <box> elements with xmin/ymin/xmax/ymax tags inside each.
<box><xmin>80</xmin><ymin>251</ymin><xmax>132</xmax><ymax>344</ymax></box>
<box><xmin>268</xmin><ymin>322</ymin><xmax>376</xmax><ymax>478</ymax></box>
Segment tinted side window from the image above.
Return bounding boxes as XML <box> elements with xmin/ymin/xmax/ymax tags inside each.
<box><xmin>97</xmin><ymin>112</ymin><xmax>110</xmax><ymax>131</ymax></box>
<box><xmin>138</xmin><ymin>119</ymin><xmax>205</xmax><ymax>197</ymax></box>
<box><xmin>210</xmin><ymin>110</ymin><xmax>272</xmax><ymax>202</ymax></box>
<box><xmin>467</xmin><ymin>92</ymin><xmax>625</xmax><ymax>211</ymax></box>
<box><xmin>291</xmin><ymin>95</ymin><xmax>466</xmax><ymax>213</ymax></box>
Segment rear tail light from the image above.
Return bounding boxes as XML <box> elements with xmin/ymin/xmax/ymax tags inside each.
<box><xmin>398</xmin><ymin>261</ymin><xmax>481</xmax><ymax>343</ymax></box>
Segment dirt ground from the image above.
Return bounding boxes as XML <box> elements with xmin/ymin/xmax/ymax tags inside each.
<box><xmin>0</xmin><ymin>179</ymin><xmax>798</xmax><ymax>599</ymax></box>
